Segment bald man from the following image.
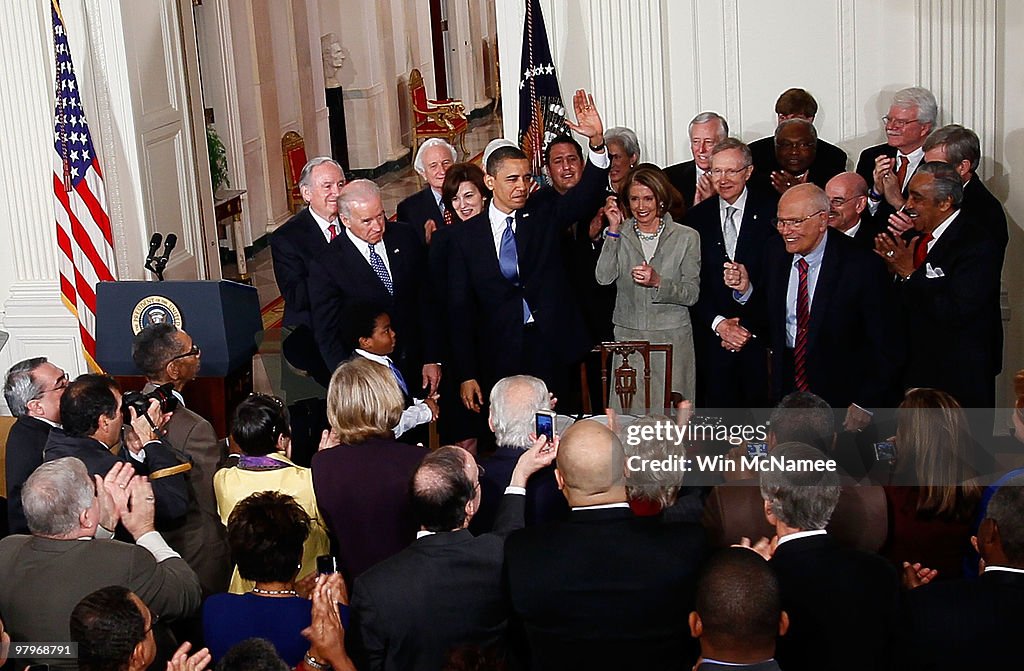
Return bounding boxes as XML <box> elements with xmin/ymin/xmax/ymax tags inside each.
<box><xmin>825</xmin><ymin>172</ymin><xmax>877</xmax><ymax>249</ymax></box>
<box><xmin>504</xmin><ymin>419</ymin><xmax>706</xmax><ymax>669</ymax></box>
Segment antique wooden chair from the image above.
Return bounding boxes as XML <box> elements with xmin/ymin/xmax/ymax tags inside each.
<box><xmin>282</xmin><ymin>131</ymin><xmax>308</xmax><ymax>214</ymax></box>
<box><xmin>408</xmin><ymin>68</ymin><xmax>468</xmax><ymax>157</ymax></box>
<box><xmin>580</xmin><ymin>341</ymin><xmax>679</xmax><ymax>415</ymax></box>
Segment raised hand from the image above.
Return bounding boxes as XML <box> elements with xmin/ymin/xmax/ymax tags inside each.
<box><xmin>564</xmin><ymin>89</ymin><xmax>604</xmax><ymax>144</ymax></box>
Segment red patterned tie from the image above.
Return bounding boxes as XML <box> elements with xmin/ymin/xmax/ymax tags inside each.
<box><xmin>895</xmin><ymin>155</ymin><xmax>909</xmax><ymax>190</ymax></box>
<box><xmin>328</xmin><ymin>223</ymin><xmax>338</xmax><ymax>241</ymax></box>
<box><xmin>913</xmin><ymin>232</ymin><xmax>933</xmax><ymax>270</ymax></box>
<box><xmin>443</xmin><ymin>208</ymin><xmax>454</xmax><ymax>227</ymax></box>
<box><xmin>794</xmin><ymin>258</ymin><xmax>810</xmax><ymax>392</ymax></box>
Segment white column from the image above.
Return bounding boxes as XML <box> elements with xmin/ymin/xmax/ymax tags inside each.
<box><xmin>0</xmin><ymin>0</ymin><xmax>87</xmax><ymax>385</ymax></box>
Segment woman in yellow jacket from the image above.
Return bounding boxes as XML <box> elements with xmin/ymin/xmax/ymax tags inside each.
<box><xmin>214</xmin><ymin>393</ymin><xmax>330</xmax><ymax>593</ymax></box>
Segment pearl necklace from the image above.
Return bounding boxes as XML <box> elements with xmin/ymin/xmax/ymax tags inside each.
<box><xmin>634</xmin><ymin>219</ymin><xmax>665</xmax><ymax>241</ymax></box>
<box><xmin>251</xmin><ymin>586</ymin><xmax>298</xmax><ymax>596</ymax></box>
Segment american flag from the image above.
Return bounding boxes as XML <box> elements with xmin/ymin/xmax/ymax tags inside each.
<box><xmin>517</xmin><ymin>0</ymin><xmax>569</xmax><ymax>188</ymax></box>
<box><xmin>52</xmin><ymin>0</ymin><xmax>117</xmax><ymax>367</ymax></box>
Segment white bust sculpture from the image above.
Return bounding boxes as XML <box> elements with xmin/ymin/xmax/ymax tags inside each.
<box><xmin>321</xmin><ymin>33</ymin><xmax>346</xmax><ymax>89</ymax></box>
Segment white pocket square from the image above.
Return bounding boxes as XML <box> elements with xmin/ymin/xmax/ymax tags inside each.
<box><xmin>925</xmin><ymin>263</ymin><xmax>945</xmax><ymax>278</ymax></box>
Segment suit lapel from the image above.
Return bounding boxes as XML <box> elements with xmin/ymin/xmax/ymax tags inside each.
<box><xmin>735</xmin><ymin>200</ymin><xmax>765</xmax><ymax>264</ymax></box>
<box><xmin>383</xmin><ymin>229</ymin><xmax>407</xmax><ymax>294</ymax></box>
<box><xmin>513</xmin><ymin>210</ymin><xmax>533</xmax><ymax>284</ymax></box>
<box><xmin>332</xmin><ymin>232</ymin><xmax>387</xmax><ymax>294</ymax></box>
<box><xmin>806</xmin><ymin>232</ymin><xmax>840</xmax><ymax>346</ymax></box>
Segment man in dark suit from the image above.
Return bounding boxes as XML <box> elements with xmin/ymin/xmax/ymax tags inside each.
<box><xmin>923</xmin><ymin>123</ymin><xmax>1008</xmax><ymax>256</ymax></box>
<box><xmin>42</xmin><ymin>374</ymin><xmax>190</xmax><ymax>528</ymax></box>
<box><xmin>749</xmin><ymin>87</ymin><xmax>848</xmax><ymax>189</ymax></box>
<box><xmin>309</xmin><ymin>179</ymin><xmax>440</xmax><ymax>395</ymax></box>
<box><xmin>897</xmin><ymin>473</ymin><xmax>1024</xmax><ymax>670</ymax></box>
<box><xmin>824</xmin><ymin>172</ymin><xmax>877</xmax><ymax>249</ymax></box>
<box><xmin>855</xmin><ymin>87</ymin><xmax>936</xmax><ymax>219</ymax></box>
<box><xmin>395</xmin><ymin>138</ymin><xmax>457</xmax><ymax>245</ymax></box>
<box><xmin>269</xmin><ymin>156</ymin><xmax>346</xmax><ymax>385</ymax></box>
<box><xmin>3</xmin><ymin>357</ymin><xmax>66</xmax><ymax>534</ymax></box>
<box><xmin>922</xmin><ymin>125</ymin><xmax>1008</xmax><ymax>386</ymax></box>
<box><xmin>749</xmin><ymin>119</ymin><xmax>844</xmax><ymax>195</ymax></box>
<box><xmin>132</xmin><ymin>323</ymin><xmax>230</xmax><ymax>596</ymax></box>
<box><xmin>504</xmin><ymin>419</ymin><xmax>706</xmax><ymax>669</ymax></box>
<box><xmin>664</xmin><ymin>111</ymin><xmax>728</xmax><ymax>208</ymax></box>
<box><xmin>447</xmin><ymin>90</ymin><xmax>607</xmax><ymax>410</ymax></box>
<box><xmin>730</xmin><ymin>184</ymin><xmax>899</xmax><ymax>422</ymax></box>
<box><xmin>348</xmin><ymin>440</ymin><xmax>556</xmax><ymax>671</ymax></box>
<box><xmin>688</xmin><ymin>548</ymin><xmax>788</xmax><ymax>671</ymax></box>
<box><xmin>0</xmin><ymin>457</ymin><xmax>201</xmax><ymax>670</ymax></box>
<box><xmin>687</xmin><ymin>138</ymin><xmax>777</xmax><ymax>408</ymax></box>
<box><xmin>470</xmin><ymin>375</ymin><xmax>567</xmax><ymax>534</ymax></box>
<box><xmin>748</xmin><ymin>442</ymin><xmax>899</xmax><ymax>671</ymax></box>
<box><xmin>875</xmin><ymin>162</ymin><xmax>1002</xmax><ymax>410</ymax></box>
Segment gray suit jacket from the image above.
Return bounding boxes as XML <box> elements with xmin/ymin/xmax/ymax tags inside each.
<box><xmin>594</xmin><ymin>217</ymin><xmax>701</xmax><ymax>330</ymax></box>
<box><xmin>147</xmin><ymin>383</ymin><xmax>231</xmax><ymax>596</ymax></box>
<box><xmin>0</xmin><ymin>534</ymin><xmax>201</xmax><ymax>669</ymax></box>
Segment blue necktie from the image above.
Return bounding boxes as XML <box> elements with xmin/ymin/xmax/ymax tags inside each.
<box><xmin>498</xmin><ymin>216</ymin><xmax>531</xmax><ymax>323</ymax></box>
<box><xmin>368</xmin><ymin>243</ymin><xmax>393</xmax><ymax>294</ymax></box>
<box><xmin>387</xmin><ymin>358</ymin><xmax>409</xmax><ymax>395</ymax></box>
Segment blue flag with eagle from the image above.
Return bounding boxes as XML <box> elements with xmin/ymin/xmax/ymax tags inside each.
<box><xmin>517</xmin><ymin>0</ymin><xmax>569</xmax><ymax>186</ymax></box>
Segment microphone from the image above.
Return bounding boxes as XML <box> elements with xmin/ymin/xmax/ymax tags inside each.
<box><xmin>162</xmin><ymin>233</ymin><xmax>177</xmax><ymax>259</ymax></box>
<box><xmin>147</xmin><ymin>233</ymin><xmax>163</xmax><ymax>261</ymax></box>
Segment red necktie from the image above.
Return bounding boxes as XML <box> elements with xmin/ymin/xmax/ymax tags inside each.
<box><xmin>443</xmin><ymin>208</ymin><xmax>454</xmax><ymax>227</ymax></box>
<box><xmin>913</xmin><ymin>232</ymin><xmax>933</xmax><ymax>270</ymax></box>
<box><xmin>895</xmin><ymin>155</ymin><xmax>909</xmax><ymax>190</ymax></box>
<box><xmin>328</xmin><ymin>223</ymin><xmax>338</xmax><ymax>242</ymax></box>
<box><xmin>794</xmin><ymin>258</ymin><xmax>810</xmax><ymax>392</ymax></box>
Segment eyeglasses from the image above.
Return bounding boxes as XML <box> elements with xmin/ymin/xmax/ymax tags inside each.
<box><xmin>776</xmin><ymin>141</ymin><xmax>815</xmax><ymax>151</ymax></box>
<box><xmin>709</xmin><ymin>166</ymin><xmax>750</xmax><ymax>178</ymax></box>
<box><xmin>33</xmin><ymin>372</ymin><xmax>69</xmax><ymax>399</ymax></box>
<box><xmin>882</xmin><ymin>115</ymin><xmax>920</xmax><ymax>130</ymax></box>
<box><xmin>167</xmin><ymin>344</ymin><xmax>200</xmax><ymax>363</ymax></box>
<box><xmin>145</xmin><ymin>612</ymin><xmax>161</xmax><ymax>635</ymax></box>
<box><xmin>828</xmin><ymin>196</ymin><xmax>858</xmax><ymax>208</ymax></box>
<box><xmin>774</xmin><ymin>210</ymin><xmax>826</xmax><ymax>230</ymax></box>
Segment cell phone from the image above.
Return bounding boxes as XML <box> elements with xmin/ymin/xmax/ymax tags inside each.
<box><xmin>535</xmin><ymin>411</ymin><xmax>556</xmax><ymax>443</ymax></box>
<box><xmin>873</xmin><ymin>441</ymin><xmax>897</xmax><ymax>462</ymax></box>
<box><xmin>316</xmin><ymin>554</ymin><xmax>339</xmax><ymax>575</ymax></box>
<box><xmin>746</xmin><ymin>442</ymin><xmax>769</xmax><ymax>458</ymax></box>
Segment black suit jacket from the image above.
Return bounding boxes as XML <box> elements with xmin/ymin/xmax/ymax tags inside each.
<box><xmin>309</xmin><ymin>221</ymin><xmax>436</xmax><ymax>376</ymax></box>
<box><xmin>753</xmin><ymin>228</ymin><xmax>899</xmax><ymax>409</ymax></box>
<box><xmin>42</xmin><ymin>429</ymin><xmax>190</xmax><ymax>527</ymax></box>
<box><xmin>962</xmin><ymin>178</ymin><xmax>1009</xmax><ymax>254</ymax></box>
<box><xmin>470</xmin><ymin>446</ymin><xmax>568</xmax><ymax>534</ymax></box>
<box><xmin>396</xmin><ymin>186</ymin><xmax>446</xmax><ymax>246</ymax></box>
<box><xmin>270</xmin><ymin>208</ymin><xmax>332</xmax><ymax>329</ymax></box>
<box><xmin>771</xmin><ymin>534</ymin><xmax>899</xmax><ymax>671</ymax></box>
<box><xmin>897</xmin><ymin>569</ymin><xmax>1024</xmax><ymax>670</ymax></box>
<box><xmin>447</xmin><ymin>161</ymin><xmax>608</xmax><ymax>390</ymax></box>
<box><xmin>686</xmin><ymin>190</ymin><xmax>778</xmax><ymax>407</ymax></box>
<box><xmin>663</xmin><ymin>160</ymin><xmax>698</xmax><ymax>209</ymax></box>
<box><xmin>348</xmin><ymin>494</ymin><xmax>526</xmax><ymax>671</ymax></box>
<box><xmin>899</xmin><ymin>210</ymin><xmax>1002</xmax><ymax>407</ymax></box>
<box><xmin>749</xmin><ymin>136</ymin><xmax>848</xmax><ymax>191</ymax></box>
<box><xmin>504</xmin><ymin>507</ymin><xmax>706</xmax><ymax>669</ymax></box>
<box><xmin>5</xmin><ymin>415</ymin><xmax>53</xmax><ymax>534</ymax></box>
<box><xmin>855</xmin><ymin>142</ymin><xmax>898</xmax><ymax>188</ymax></box>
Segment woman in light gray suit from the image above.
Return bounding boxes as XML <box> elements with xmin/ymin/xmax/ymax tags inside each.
<box><xmin>595</xmin><ymin>165</ymin><xmax>700</xmax><ymax>412</ymax></box>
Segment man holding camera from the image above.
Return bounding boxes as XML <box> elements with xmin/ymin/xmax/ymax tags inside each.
<box><xmin>42</xmin><ymin>373</ymin><xmax>190</xmax><ymax>528</ymax></box>
<box><xmin>132</xmin><ymin>323</ymin><xmax>231</xmax><ymax>595</ymax></box>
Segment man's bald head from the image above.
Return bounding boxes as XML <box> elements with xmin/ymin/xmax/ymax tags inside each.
<box><xmin>824</xmin><ymin>172</ymin><xmax>869</xmax><ymax>232</ymax></box>
<box><xmin>555</xmin><ymin>420</ymin><xmax>626</xmax><ymax>506</ymax></box>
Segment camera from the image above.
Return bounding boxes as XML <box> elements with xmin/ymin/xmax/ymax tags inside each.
<box><xmin>121</xmin><ymin>382</ymin><xmax>179</xmax><ymax>424</ymax></box>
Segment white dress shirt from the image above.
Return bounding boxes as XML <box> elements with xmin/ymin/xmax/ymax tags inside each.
<box><xmin>345</xmin><ymin>227</ymin><xmax>393</xmax><ymax>275</ymax></box>
<box><xmin>309</xmin><ymin>208</ymin><xmax>339</xmax><ymax>243</ymax></box>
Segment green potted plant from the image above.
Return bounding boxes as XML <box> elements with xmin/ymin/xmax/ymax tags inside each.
<box><xmin>207</xmin><ymin>123</ymin><xmax>230</xmax><ymax>195</ymax></box>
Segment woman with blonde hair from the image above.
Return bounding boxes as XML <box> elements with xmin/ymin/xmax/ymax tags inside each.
<box><xmin>311</xmin><ymin>357</ymin><xmax>427</xmax><ymax>580</ymax></box>
<box><xmin>883</xmin><ymin>387</ymin><xmax>982</xmax><ymax>578</ymax></box>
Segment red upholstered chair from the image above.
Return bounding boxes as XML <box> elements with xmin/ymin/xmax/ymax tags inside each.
<box><xmin>282</xmin><ymin>131</ymin><xmax>308</xmax><ymax>214</ymax></box>
<box><xmin>408</xmin><ymin>68</ymin><xmax>468</xmax><ymax>157</ymax></box>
